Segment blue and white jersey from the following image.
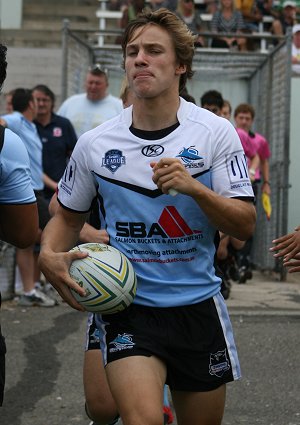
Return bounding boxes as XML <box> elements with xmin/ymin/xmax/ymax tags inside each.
<box><xmin>0</xmin><ymin>128</ymin><xmax>36</xmax><ymax>204</ymax></box>
<box><xmin>58</xmin><ymin>98</ymin><xmax>254</xmax><ymax>307</ymax></box>
<box><xmin>2</xmin><ymin>112</ymin><xmax>43</xmax><ymax>190</ymax></box>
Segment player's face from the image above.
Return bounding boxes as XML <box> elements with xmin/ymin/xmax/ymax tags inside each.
<box><xmin>32</xmin><ymin>90</ymin><xmax>53</xmax><ymax>117</ymax></box>
<box><xmin>125</xmin><ymin>25</ymin><xmax>186</xmax><ymax>100</ymax></box>
<box><xmin>235</xmin><ymin>112</ymin><xmax>253</xmax><ymax>132</ymax></box>
<box><xmin>85</xmin><ymin>73</ymin><xmax>108</xmax><ymax>101</ymax></box>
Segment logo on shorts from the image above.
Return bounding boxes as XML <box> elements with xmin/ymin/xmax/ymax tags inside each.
<box><xmin>102</xmin><ymin>149</ymin><xmax>125</xmax><ymax>173</ymax></box>
<box><xmin>90</xmin><ymin>328</ymin><xmax>100</xmax><ymax>345</ymax></box>
<box><xmin>109</xmin><ymin>333</ymin><xmax>135</xmax><ymax>353</ymax></box>
<box><xmin>209</xmin><ymin>349</ymin><xmax>230</xmax><ymax>377</ymax></box>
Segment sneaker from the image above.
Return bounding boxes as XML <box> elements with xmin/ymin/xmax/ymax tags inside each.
<box><xmin>35</xmin><ymin>281</ymin><xmax>60</xmax><ymax>305</ymax></box>
<box><xmin>18</xmin><ymin>289</ymin><xmax>56</xmax><ymax>307</ymax></box>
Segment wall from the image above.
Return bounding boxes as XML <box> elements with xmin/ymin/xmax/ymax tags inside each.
<box><xmin>0</xmin><ymin>0</ymin><xmax>23</xmax><ymax>29</ymax></box>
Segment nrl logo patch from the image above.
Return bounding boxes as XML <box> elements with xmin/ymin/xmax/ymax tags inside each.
<box><xmin>102</xmin><ymin>149</ymin><xmax>125</xmax><ymax>173</ymax></box>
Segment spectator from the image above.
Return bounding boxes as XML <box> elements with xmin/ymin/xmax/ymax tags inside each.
<box><xmin>4</xmin><ymin>89</ymin><xmax>15</xmax><ymax>114</ymax></box>
<box><xmin>200</xmin><ymin>89</ymin><xmax>224</xmax><ymax>115</ymax></box>
<box><xmin>211</xmin><ymin>0</ymin><xmax>247</xmax><ymax>51</ymax></box>
<box><xmin>119</xmin><ymin>0</ymin><xmax>147</xmax><ymax>30</ymax></box>
<box><xmin>201</xmin><ymin>91</ymin><xmax>259</xmax><ymax>288</ymax></box>
<box><xmin>271</xmin><ymin>0</ymin><xmax>297</xmax><ymax>36</ymax></box>
<box><xmin>150</xmin><ymin>0</ymin><xmax>178</xmax><ymax>12</ymax></box>
<box><xmin>234</xmin><ymin>103</ymin><xmax>271</xmax><ymax>195</ymax></box>
<box><xmin>234</xmin><ymin>0</ymin><xmax>263</xmax><ymax>31</ymax></box>
<box><xmin>57</xmin><ymin>65</ymin><xmax>123</xmax><ymax>138</ymax></box>
<box><xmin>0</xmin><ymin>43</ymin><xmax>38</xmax><ymax>408</ymax></box>
<box><xmin>176</xmin><ymin>0</ymin><xmax>205</xmax><ymax>47</ymax></box>
<box><xmin>234</xmin><ymin>102</ymin><xmax>271</xmax><ymax>282</ymax></box>
<box><xmin>0</xmin><ymin>88</ymin><xmax>55</xmax><ymax>307</ymax></box>
<box><xmin>32</xmin><ymin>84</ymin><xmax>77</xmax><ymax>202</ymax></box>
<box><xmin>221</xmin><ymin>99</ymin><xmax>232</xmax><ymax>120</ymax></box>
<box><xmin>291</xmin><ymin>23</ymin><xmax>300</xmax><ymax>74</ymax></box>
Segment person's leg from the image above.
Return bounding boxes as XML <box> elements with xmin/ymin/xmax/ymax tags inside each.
<box><xmin>84</xmin><ymin>349</ymin><xmax>118</xmax><ymax>424</ymax></box>
<box><xmin>106</xmin><ymin>355</ymin><xmax>166</xmax><ymax>425</ymax></box>
<box><xmin>171</xmin><ymin>385</ymin><xmax>226</xmax><ymax>425</ymax></box>
<box><xmin>16</xmin><ymin>246</ymin><xmax>35</xmax><ymax>293</ymax></box>
<box><xmin>83</xmin><ymin>313</ymin><xmax>119</xmax><ymax>425</ymax></box>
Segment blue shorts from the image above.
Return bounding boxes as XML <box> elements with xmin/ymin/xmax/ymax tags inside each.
<box><xmin>95</xmin><ymin>293</ymin><xmax>241</xmax><ymax>392</ymax></box>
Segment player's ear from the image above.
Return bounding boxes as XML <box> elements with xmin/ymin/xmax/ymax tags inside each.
<box><xmin>175</xmin><ymin>63</ymin><xmax>186</xmax><ymax>76</ymax></box>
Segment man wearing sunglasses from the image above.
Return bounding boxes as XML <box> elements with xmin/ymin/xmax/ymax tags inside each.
<box><xmin>57</xmin><ymin>66</ymin><xmax>123</xmax><ymax>138</ymax></box>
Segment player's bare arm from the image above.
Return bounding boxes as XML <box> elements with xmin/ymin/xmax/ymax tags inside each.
<box><xmin>151</xmin><ymin>157</ymin><xmax>256</xmax><ymax>241</ymax></box>
<box><xmin>0</xmin><ymin>203</ymin><xmax>39</xmax><ymax>248</ymax></box>
<box><xmin>38</xmin><ymin>206</ymin><xmax>89</xmax><ymax>311</ymax></box>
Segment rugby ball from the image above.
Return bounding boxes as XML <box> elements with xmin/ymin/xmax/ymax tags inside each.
<box><xmin>69</xmin><ymin>243</ymin><xmax>137</xmax><ymax>314</ymax></box>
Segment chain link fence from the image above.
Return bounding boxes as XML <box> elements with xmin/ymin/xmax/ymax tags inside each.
<box><xmin>61</xmin><ymin>26</ymin><xmax>292</xmax><ymax>279</ymax></box>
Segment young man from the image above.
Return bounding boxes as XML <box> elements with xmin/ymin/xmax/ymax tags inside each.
<box><xmin>0</xmin><ymin>43</ymin><xmax>38</xmax><ymax>407</ymax></box>
<box><xmin>39</xmin><ymin>9</ymin><xmax>256</xmax><ymax>425</ymax></box>
<box><xmin>57</xmin><ymin>66</ymin><xmax>123</xmax><ymax>138</ymax></box>
<box><xmin>200</xmin><ymin>89</ymin><xmax>224</xmax><ymax>116</ymax></box>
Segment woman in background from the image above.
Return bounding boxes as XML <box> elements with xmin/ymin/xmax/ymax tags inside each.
<box><xmin>211</xmin><ymin>0</ymin><xmax>247</xmax><ymax>50</ymax></box>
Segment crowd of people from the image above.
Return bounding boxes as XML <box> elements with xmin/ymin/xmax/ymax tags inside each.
<box><xmin>1</xmin><ymin>6</ymin><xmax>300</xmax><ymax>425</ymax></box>
<box><xmin>110</xmin><ymin>0</ymin><xmax>300</xmax><ymax>52</ymax></box>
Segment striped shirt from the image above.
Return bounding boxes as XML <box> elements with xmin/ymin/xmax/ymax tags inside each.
<box><xmin>211</xmin><ymin>10</ymin><xmax>245</xmax><ymax>33</ymax></box>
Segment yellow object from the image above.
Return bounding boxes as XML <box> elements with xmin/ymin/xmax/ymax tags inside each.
<box><xmin>262</xmin><ymin>193</ymin><xmax>272</xmax><ymax>220</ymax></box>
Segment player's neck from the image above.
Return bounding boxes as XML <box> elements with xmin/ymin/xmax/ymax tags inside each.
<box><xmin>132</xmin><ymin>95</ymin><xmax>180</xmax><ymax>131</ymax></box>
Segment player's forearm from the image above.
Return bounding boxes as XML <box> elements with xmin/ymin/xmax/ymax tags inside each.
<box><xmin>192</xmin><ymin>183</ymin><xmax>256</xmax><ymax>240</ymax></box>
<box><xmin>40</xmin><ymin>210</ymin><xmax>86</xmax><ymax>254</ymax></box>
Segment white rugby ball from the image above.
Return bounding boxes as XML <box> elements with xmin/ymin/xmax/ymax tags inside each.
<box><xmin>69</xmin><ymin>243</ymin><xmax>137</xmax><ymax>314</ymax></box>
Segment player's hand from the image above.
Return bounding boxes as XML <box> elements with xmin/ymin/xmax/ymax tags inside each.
<box><xmin>38</xmin><ymin>249</ymin><xmax>88</xmax><ymax>311</ymax></box>
<box><xmin>270</xmin><ymin>227</ymin><xmax>300</xmax><ymax>261</ymax></box>
<box><xmin>282</xmin><ymin>254</ymin><xmax>300</xmax><ymax>273</ymax></box>
<box><xmin>150</xmin><ymin>158</ymin><xmax>196</xmax><ymax>196</ymax></box>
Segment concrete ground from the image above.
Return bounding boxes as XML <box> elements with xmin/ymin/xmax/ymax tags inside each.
<box><xmin>0</xmin><ymin>270</ymin><xmax>299</xmax><ymax>425</ymax></box>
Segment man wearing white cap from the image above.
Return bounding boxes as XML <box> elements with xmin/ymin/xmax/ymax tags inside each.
<box><xmin>271</xmin><ymin>0</ymin><xmax>297</xmax><ymax>36</ymax></box>
<box><xmin>292</xmin><ymin>24</ymin><xmax>300</xmax><ymax>74</ymax></box>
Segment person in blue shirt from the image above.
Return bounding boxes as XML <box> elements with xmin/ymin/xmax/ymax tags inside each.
<box><xmin>0</xmin><ymin>88</ymin><xmax>55</xmax><ymax>308</ymax></box>
<box><xmin>0</xmin><ymin>43</ymin><xmax>38</xmax><ymax>407</ymax></box>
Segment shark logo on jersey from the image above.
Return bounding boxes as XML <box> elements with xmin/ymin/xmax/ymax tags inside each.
<box><xmin>209</xmin><ymin>349</ymin><xmax>230</xmax><ymax>377</ymax></box>
<box><xmin>102</xmin><ymin>149</ymin><xmax>126</xmax><ymax>173</ymax></box>
<box><xmin>176</xmin><ymin>146</ymin><xmax>204</xmax><ymax>168</ymax></box>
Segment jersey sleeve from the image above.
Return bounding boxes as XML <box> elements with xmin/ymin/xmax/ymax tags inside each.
<box><xmin>0</xmin><ymin>130</ymin><xmax>36</xmax><ymax>204</ymax></box>
<box><xmin>57</xmin><ymin>132</ymin><xmax>97</xmax><ymax>212</ymax></box>
<box><xmin>211</xmin><ymin>119</ymin><xmax>254</xmax><ymax>199</ymax></box>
